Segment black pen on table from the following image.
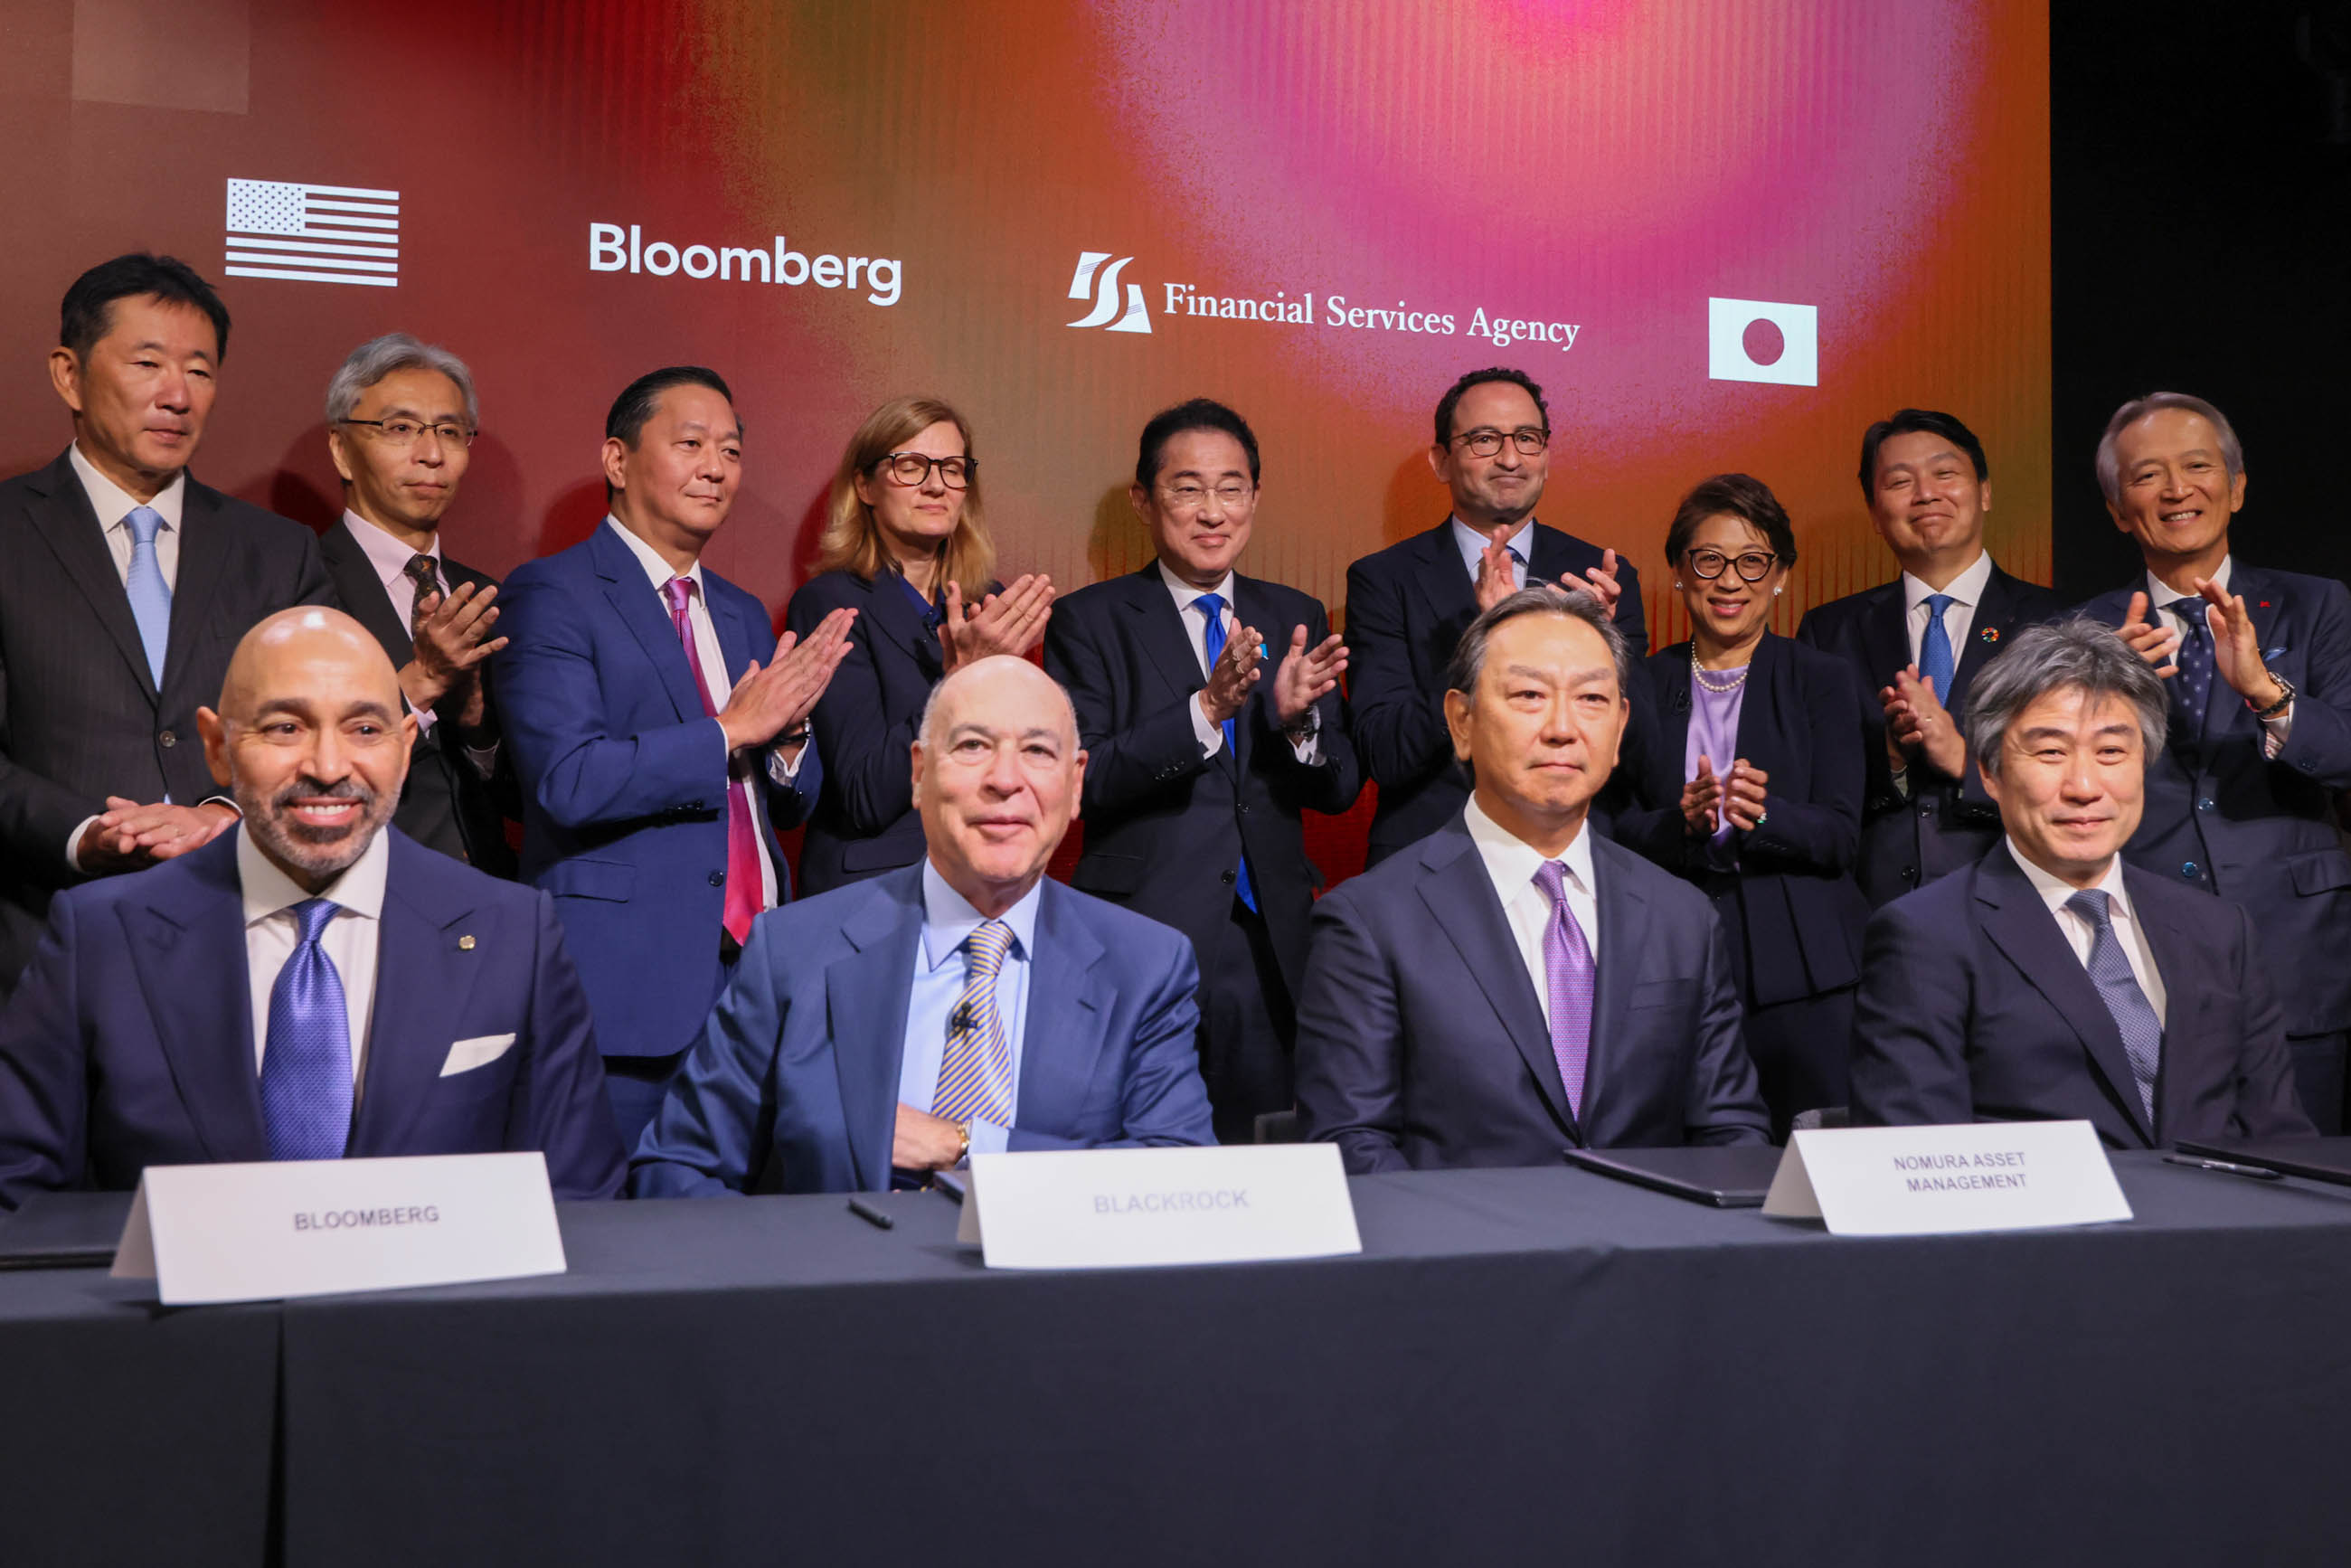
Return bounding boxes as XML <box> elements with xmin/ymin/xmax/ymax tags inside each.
<box><xmin>2162</xmin><ymin>1154</ymin><xmax>2284</xmax><ymax>1181</ymax></box>
<box><xmin>846</xmin><ymin>1195</ymin><xmax>896</xmax><ymax>1229</ymax></box>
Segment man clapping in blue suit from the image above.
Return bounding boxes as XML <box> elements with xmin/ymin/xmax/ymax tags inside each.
<box><xmin>631</xmin><ymin>656</ymin><xmax>1215</xmax><ymax>1196</ymax></box>
<box><xmin>0</xmin><ymin>608</ymin><xmax>625</xmax><ymax>1208</ymax></box>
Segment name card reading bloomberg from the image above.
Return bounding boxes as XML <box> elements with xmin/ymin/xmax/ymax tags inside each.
<box><xmin>589</xmin><ymin>223</ymin><xmax>901</xmax><ymax>306</ymax></box>
<box><xmin>293</xmin><ymin>1205</ymin><xmax>442</xmax><ymax>1231</ymax></box>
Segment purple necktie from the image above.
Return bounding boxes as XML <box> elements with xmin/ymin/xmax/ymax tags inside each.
<box><xmin>1533</xmin><ymin>861</ymin><xmax>1594</xmax><ymax>1119</ymax></box>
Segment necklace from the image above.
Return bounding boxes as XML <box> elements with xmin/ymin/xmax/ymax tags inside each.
<box><xmin>1689</xmin><ymin>643</ymin><xmax>1751</xmax><ymax>693</ymax></box>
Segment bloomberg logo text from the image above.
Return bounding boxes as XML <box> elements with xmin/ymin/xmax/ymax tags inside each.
<box><xmin>590</xmin><ymin>223</ymin><xmax>901</xmax><ymax>306</ymax></box>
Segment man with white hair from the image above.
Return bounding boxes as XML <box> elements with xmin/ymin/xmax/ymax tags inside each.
<box><xmin>2075</xmin><ymin>392</ymin><xmax>2351</xmax><ymax>1132</ymax></box>
<box><xmin>632</xmin><ymin>655</ymin><xmax>1214</xmax><ymax>1196</ymax></box>
<box><xmin>318</xmin><ymin>332</ymin><xmax>513</xmax><ymax>873</ymax></box>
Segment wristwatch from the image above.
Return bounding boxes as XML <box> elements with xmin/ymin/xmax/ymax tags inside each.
<box><xmin>2249</xmin><ymin>672</ymin><xmax>2296</xmax><ymax>722</ymax></box>
<box><xmin>954</xmin><ymin>1119</ymin><xmax>972</xmax><ymax>1164</ymax></box>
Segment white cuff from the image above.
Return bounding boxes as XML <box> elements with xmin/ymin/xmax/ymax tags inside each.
<box><xmin>66</xmin><ymin>815</ymin><xmax>99</xmax><ymax>874</ymax></box>
<box><xmin>1190</xmin><ymin>693</ymin><xmax>1224</xmax><ymax>758</ymax></box>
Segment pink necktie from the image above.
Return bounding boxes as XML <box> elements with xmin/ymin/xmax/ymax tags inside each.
<box><xmin>664</xmin><ymin>577</ymin><xmax>762</xmax><ymax>945</ymax></box>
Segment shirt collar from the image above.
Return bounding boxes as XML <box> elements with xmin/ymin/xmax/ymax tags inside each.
<box><xmin>2006</xmin><ymin>838</ymin><xmax>2134</xmax><ymax>926</ymax></box>
<box><xmin>1157</xmin><ymin>558</ymin><xmax>1236</xmax><ymax>611</ymax></box>
<box><xmin>344</xmin><ymin>509</ymin><xmax>441</xmax><ymax>579</ymax></box>
<box><xmin>237</xmin><ymin>819</ymin><xmax>392</xmax><ymax>927</ymax></box>
<box><xmin>604</xmin><ymin>515</ymin><xmax>704</xmax><ymax>598</ymax></box>
<box><xmin>70</xmin><ymin>440</ymin><xmax>186</xmax><ymax>532</ymax></box>
<box><xmin>1450</xmin><ymin>515</ymin><xmax>1535</xmax><ymax>578</ymax></box>
<box><xmin>1463</xmin><ymin>795</ymin><xmax>1596</xmax><ymax>903</ymax></box>
<box><xmin>920</xmin><ymin>859</ymin><xmax>1043</xmax><ymax>972</ymax></box>
<box><xmin>1901</xmin><ymin>548</ymin><xmax>1994</xmax><ymax>616</ymax></box>
<box><xmin>2147</xmin><ymin>554</ymin><xmax>2230</xmax><ymax>612</ymax></box>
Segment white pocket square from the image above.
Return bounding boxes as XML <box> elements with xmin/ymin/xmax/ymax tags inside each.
<box><xmin>440</xmin><ymin>1033</ymin><xmax>517</xmax><ymax>1077</ymax></box>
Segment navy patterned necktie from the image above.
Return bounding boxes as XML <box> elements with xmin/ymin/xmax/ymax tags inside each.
<box><xmin>261</xmin><ymin>898</ymin><xmax>354</xmax><ymax>1161</ymax></box>
<box><xmin>2166</xmin><ymin>598</ymin><xmax>2214</xmax><ymax>731</ymax></box>
<box><xmin>1194</xmin><ymin>592</ymin><xmax>1257</xmax><ymax>912</ymax></box>
<box><xmin>2064</xmin><ymin>889</ymin><xmax>2161</xmax><ymax>1129</ymax></box>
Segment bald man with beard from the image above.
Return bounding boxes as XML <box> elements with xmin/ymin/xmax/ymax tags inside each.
<box><xmin>0</xmin><ymin>607</ymin><xmax>624</xmax><ymax>1208</ymax></box>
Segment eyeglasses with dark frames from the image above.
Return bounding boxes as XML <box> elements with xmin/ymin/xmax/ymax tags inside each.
<box><xmin>1685</xmin><ymin>548</ymin><xmax>1780</xmax><ymax>583</ymax></box>
<box><xmin>874</xmin><ymin>452</ymin><xmax>974</xmax><ymax>489</ymax></box>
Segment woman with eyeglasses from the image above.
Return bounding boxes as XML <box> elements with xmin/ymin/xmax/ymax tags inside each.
<box><xmin>784</xmin><ymin>396</ymin><xmax>1053</xmax><ymax>893</ymax></box>
<box><xmin>1618</xmin><ymin>473</ymin><xmax>1869</xmax><ymax>1138</ymax></box>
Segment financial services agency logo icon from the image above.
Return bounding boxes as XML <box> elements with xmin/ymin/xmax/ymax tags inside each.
<box><xmin>1067</xmin><ymin>252</ymin><xmax>1151</xmax><ymax>334</ymax></box>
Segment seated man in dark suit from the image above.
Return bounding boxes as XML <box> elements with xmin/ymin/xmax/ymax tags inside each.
<box><xmin>1294</xmin><ymin>588</ymin><xmax>1770</xmax><ymax>1173</ymax></box>
<box><xmin>1850</xmin><ymin>619</ymin><xmax>2310</xmax><ymax>1148</ymax></box>
<box><xmin>0</xmin><ymin>608</ymin><xmax>626</xmax><ymax>1209</ymax></box>
<box><xmin>632</xmin><ymin>656</ymin><xmax>1214</xmax><ymax>1196</ymax></box>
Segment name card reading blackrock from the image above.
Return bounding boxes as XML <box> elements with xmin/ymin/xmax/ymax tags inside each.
<box><xmin>1762</xmin><ymin>1121</ymin><xmax>2132</xmax><ymax>1237</ymax></box>
<box><xmin>958</xmin><ymin>1144</ymin><xmax>1361</xmax><ymax>1270</ymax></box>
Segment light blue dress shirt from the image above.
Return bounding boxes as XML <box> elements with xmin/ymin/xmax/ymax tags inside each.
<box><xmin>895</xmin><ymin>862</ymin><xmax>1043</xmax><ymax>1156</ymax></box>
<box><xmin>1449</xmin><ymin>515</ymin><xmax>1534</xmax><ymax>589</ymax></box>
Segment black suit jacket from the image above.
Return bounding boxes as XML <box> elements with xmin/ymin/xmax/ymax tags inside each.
<box><xmin>1345</xmin><ymin>519</ymin><xmax>1648</xmax><ymax>864</ymax></box>
<box><xmin>784</xmin><ymin>569</ymin><xmax>950</xmax><ymax>895</ymax></box>
<box><xmin>1849</xmin><ymin>846</ymin><xmax>2312</xmax><ymax>1149</ymax></box>
<box><xmin>2078</xmin><ymin>563</ymin><xmax>2351</xmax><ymax>1037</ymax></box>
<box><xmin>0</xmin><ymin>449</ymin><xmax>331</xmax><ymax>991</ymax></box>
<box><xmin>318</xmin><ymin>518</ymin><xmax>516</xmax><ymax>876</ymax></box>
<box><xmin>1043</xmin><ymin>564</ymin><xmax>1361</xmax><ymax>996</ymax></box>
<box><xmin>1617</xmin><ymin>633</ymin><xmax>1871</xmax><ymax>1006</ymax></box>
<box><xmin>1293</xmin><ymin>816</ymin><xmax>1770</xmax><ymax>1172</ymax></box>
<box><xmin>1795</xmin><ymin>562</ymin><xmax>2064</xmax><ymax>906</ymax></box>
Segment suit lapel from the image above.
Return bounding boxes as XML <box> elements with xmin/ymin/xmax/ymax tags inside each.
<box><xmin>704</xmin><ymin>578</ymin><xmax>757</xmax><ymax>685</ymax></box>
<box><xmin>1946</xmin><ymin>566</ymin><xmax>2015</xmax><ymax>711</ymax></box>
<box><xmin>1860</xmin><ymin>582</ymin><xmax>1912</xmax><ymax>689</ymax></box>
<box><xmin>347</xmin><ymin>837</ymin><xmax>486</xmax><ymax>1157</ymax></box>
<box><xmin>1414</xmin><ymin>830</ymin><xmax>1570</xmax><ymax>1127</ymax></box>
<box><xmin>1126</xmin><ymin>565</ymin><xmax>1209</xmax><ymax>708</ymax></box>
<box><xmin>1015</xmin><ymin>883</ymin><xmax>1110</xmax><ymax>1132</ymax></box>
<box><xmin>1408</xmin><ymin>521</ymin><xmax>1480</xmax><ymax>635</ymax></box>
<box><xmin>2126</xmin><ymin>868</ymin><xmax>2206</xmax><ymax>1143</ymax></box>
<box><xmin>1729</xmin><ymin>633</ymin><xmax>1786</xmax><ymax>769</ymax></box>
<box><xmin>162</xmin><ymin>477</ymin><xmax>234</xmax><ymax>700</ymax></box>
<box><xmin>861</xmin><ymin>569</ymin><xmax>945</xmax><ymax>679</ymax></box>
<box><xmin>589</xmin><ymin>524</ymin><xmax>708</xmax><ymax>723</ymax></box>
<box><xmin>1581</xmin><ymin>840</ymin><xmax>1649</xmax><ymax>1138</ymax></box>
<box><xmin>22</xmin><ymin>451</ymin><xmax>158</xmax><ymax>702</ymax></box>
<box><xmin>2199</xmin><ymin>563</ymin><xmax>2283</xmax><ymax>751</ymax></box>
<box><xmin>122</xmin><ymin>836</ymin><xmax>269</xmax><ymax>1162</ymax></box>
<box><xmin>1976</xmin><ymin>855</ymin><xmax>2155</xmax><ymax>1144</ymax></box>
<box><xmin>318</xmin><ymin>519</ymin><xmax>416</xmax><ymax>667</ymax></box>
<box><xmin>827</xmin><ymin>883</ymin><xmax>923</xmax><ymax>1191</ymax></box>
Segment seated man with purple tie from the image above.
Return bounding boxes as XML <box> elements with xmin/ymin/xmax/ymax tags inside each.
<box><xmin>1849</xmin><ymin>619</ymin><xmax>2310</xmax><ymax>1148</ymax></box>
<box><xmin>0</xmin><ymin>608</ymin><xmax>626</xmax><ymax>1209</ymax></box>
<box><xmin>1293</xmin><ymin>588</ymin><xmax>1770</xmax><ymax>1172</ymax></box>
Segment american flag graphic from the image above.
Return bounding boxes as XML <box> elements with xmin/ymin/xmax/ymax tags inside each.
<box><xmin>223</xmin><ymin>179</ymin><xmax>400</xmax><ymax>288</ymax></box>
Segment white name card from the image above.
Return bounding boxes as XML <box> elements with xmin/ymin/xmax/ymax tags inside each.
<box><xmin>111</xmin><ymin>1151</ymin><xmax>566</xmax><ymax>1305</ymax></box>
<box><xmin>1762</xmin><ymin>1120</ymin><xmax>2133</xmax><ymax>1236</ymax></box>
<box><xmin>955</xmin><ymin>1144</ymin><xmax>1362</xmax><ymax>1270</ymax></box>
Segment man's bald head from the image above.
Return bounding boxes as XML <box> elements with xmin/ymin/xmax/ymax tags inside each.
<box><xmin>918</xmin><ymin>654</ymin><xmax>1078</xmax><ymax>752</ymax></box>
<box><xmin>200</xmin><ymin>606</ymin><xmax>416</xmax><ymax>893</ymax></box>
<box><xmin>912</xmin><ymin>656</ymin><xmax>1086</xmax><ymax>919</ymax></box>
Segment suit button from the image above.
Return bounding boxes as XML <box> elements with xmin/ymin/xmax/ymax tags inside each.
<box><xmin>1221</xmin><ymin>869</ymin><xmax>1236</xmax><ymax>884</ymax></box>
<box><xmin>2181</xmin><ymin>861</ymin><xmax>2200</xmax><ymax>879</ymax></box>
<box><xmin>689</xmin><ymin>799</ymin><xmax>706</xmax><ymax>811</ymax></box>
<box><xmin>1902</xmin><ymin>866</ymin><xmax>1919</xmax><ymax>883</ymax></box>
<box><xmin>158</xmin><ymin>730</ymin><xmax>176</xmax><ymax>748</ymax></box>
<box><xmin>2197</xmin><ymin>798</ymin><xmax>2214</xmax><ymax>811</ymax></box>
<box><xmin>1918</xmin><ymin>804</ymin><xmax>1932</xmax><ymax>819</ymax></box>
<box><xmin>709</xmin><ymin>870</ymin><xmax>725</xmax><ymax>887</ymax></box>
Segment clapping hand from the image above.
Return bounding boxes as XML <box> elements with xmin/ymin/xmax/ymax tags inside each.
<box><xmin>940</xmin><ymin>574</ymin><xmax>1054</xmax><ymax>673</ymax></box>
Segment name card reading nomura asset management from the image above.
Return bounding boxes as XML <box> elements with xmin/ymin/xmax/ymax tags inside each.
<box><xmin>956</xmin><ymin>1144</ymin><xmax>1362</xmax><ymax>1270</ymax></box>
<box><xmin>1761</xmin><ymin>1120</ymin><xmax>2133</xmax><ymax>1236</ymax></box>
<box><xmin>111</xmin><ymin>1151</ymin><xmax>566</xmax><ymax>1304</ymax></box>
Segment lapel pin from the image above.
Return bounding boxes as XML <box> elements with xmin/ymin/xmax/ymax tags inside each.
<box><xmin>2259</xmin><ymin>600</ymin><xmax>2271</xmax><ymax>609</ymax></box>
<box><xmin>458</xmin><ymin>935</ymin><xmax>477</xmax><ymax>951</ymax></box>
<box><xmin>1978</xmin><ymin>627</ymin><xmax>2000</xmax><ymax>644</ymax></box>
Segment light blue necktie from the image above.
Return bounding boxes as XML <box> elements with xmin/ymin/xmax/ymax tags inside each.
<box><xmin>1919</xmin><ymin>592</ymin><xmax>1957</xmax><ymax>704</ymax></box>
<box><xmin>1194</xmin><ymin>592</ymin><xmax>1258</xmax><ymax>913</ymax></box>
<box><xmin>123</xmin><ymin>505</ymin><xmax>173</xmax><ymax>687</ymax></box>
<box><xmin>261</xmin><ymin>899</ymin><xmax>354</xmax><ymax>1161</ymax></box>
<box><xmin>2064</xmin><ymin>889</ymin><xmax>2162</xmax><ymax>1129</ymax></box>
<box><xmin>2167</xmin><ymin>598</ymin><xmax>2215</xmax><ymax>732</ymax></box>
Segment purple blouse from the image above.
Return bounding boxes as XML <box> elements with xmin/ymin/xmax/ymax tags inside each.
<box><xmin>1685</xmin><ymin>672</ymin><xmax>1747</xmax><ymax>867</ymax></box>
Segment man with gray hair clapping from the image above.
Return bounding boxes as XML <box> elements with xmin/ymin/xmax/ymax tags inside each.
<box><xmin>1849</xmin><ymin>619</ymin><xmax>2310</xmax><ymax>1148</ymax></box>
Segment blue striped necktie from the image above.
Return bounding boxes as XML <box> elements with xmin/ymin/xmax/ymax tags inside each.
<box><xmin>934</xmin><ymin>920</ymin><xmax>1015</xmax><ymax>1129</ymax></box>
<box><xmin>1194</xmin><ymin>592</ymin><xmax>1258</xmax><ymax>912</ymax></box>
<box><xmin>261</xmin><ymin>899</ymin><xmax>355</xmax><ymax>1161</ymax></box>
<box><xmin>123</xmin><ymin>505</ymin><xmax>173</xmax><ymax>687</ymax></box>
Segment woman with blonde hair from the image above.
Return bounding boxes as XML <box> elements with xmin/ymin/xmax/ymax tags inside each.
<box><xmin>784</xmin><ymin>396</ymin><xmax>1053</xmax><ymax>893</ymax></box>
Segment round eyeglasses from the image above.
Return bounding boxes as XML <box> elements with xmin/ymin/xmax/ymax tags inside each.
<box><xmin>1685</xmin><ymin>548</ymin><xmax>1780</xmax><ymax>583</ymax></box>
<box><xmin>875</xmin><ymin>452</ymin><xmax>974</xmax><ymax>489</ymax></box>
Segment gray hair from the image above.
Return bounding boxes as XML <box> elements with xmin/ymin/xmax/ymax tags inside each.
<box><xmin>324</xmin><ymin>332</ymin><xmax>479</xmax><ymax>429</ymax></box>
<box><xmin>1962</xmin><ymin>619</ymin><xmax>2167</xmax><ymax>780</ymax></box>
<box><xmin>915</xmin><ymin>655</ymin><xmax>1079</xmax><ymax>752</ymax></box>
<box><xmin>1446</xmin><ymin>585</ymin><xmax>1635</xmax><ymax>701</ymax></box>
<box><xmin>2094</xmin><ymin>392</ymin><xmax>2242</xmax><ymax>505</ymax></box>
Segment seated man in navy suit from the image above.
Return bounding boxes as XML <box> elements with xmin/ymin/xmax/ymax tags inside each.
<box><xmin>0</xmin><ymin>608</ymin><xmax>626</xmax><ymax>1208</ymax></box>
<box><xmin>631</xmin><ymin>656</ymin><xmax>1214</xmax><ymax>1196</ymax></box>
<box><xmin>1850</xmin><ymin>619</ymin><xmax>2310</xmax><ymax>1148</ymax></box>
<box><xmin>1294</xmin><ymin>587</ymin><xmax>1770</xmax><ymax>1173</ymax></box>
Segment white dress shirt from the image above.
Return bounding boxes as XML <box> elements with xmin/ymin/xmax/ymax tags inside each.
<box><xmin>1901</xmin><ymin>548</ymin><xmax>1993</xmax><ymax>672</ymax></box>
<box><xmin>241</xmin><ymin>822</ymin><xmax>388</xmax><ymax>1088</ymax></box>
<box><xmin>895</xmin><ymin>862</ymin><xmax>1043</xmax><ymax>1158</ymax></box>
<box><xmin>71</xmin><ymin>440</ymin><xmax>185</xmax><ymax>590</ymax></box>
<box><xmin>1463</xmin><ymin>796</ymin><xmax>1600</xmax><ymax>1031</ymax></box>
<box><xmin>2145</xmin><ymin>554</ymin><xmax>2292</xmax><ymax>751</ymax></box>
<box><xmin>2006</xmin><ymin>840</ymin><xmax>2167</xmax><ymax>1028</ymax></box>
<box><xmin>603</xmin><ymin>517</ymin><xmax>782</xmax><ymax>910</ymax></box>
<box><xmin>1450</xmin><ymin>515</ymin><xmax>1534</xmax><ymax>590</ymax></box>
<box><xmin>1157</xmin><ymin>561</ymin><xmax>1320</xmax><ymax>763</ymax></box>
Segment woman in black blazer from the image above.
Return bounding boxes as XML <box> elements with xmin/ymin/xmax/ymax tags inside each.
<box><xmin>1618</xmin><ymin>474</ymin><xmax>1870</xmax><ymax>1136</ymax></box>
<box><xmin>784</xmin><ymin>396</ymin><xmax>1053</xmax><ymax>894</ymax></box>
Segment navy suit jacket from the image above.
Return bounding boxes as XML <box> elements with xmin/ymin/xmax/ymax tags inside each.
<box><xmin>0</xmin><ymin>829</ymin><xmax>625</xmax><ymax>1208</ymax></box>
<box><xmin>2078</xmin><ymin>563</ymin><xmax>2351</xmax><ymax>1037</ymax></box>
<box><xmin>1044</xmin><ymin>564</ymin><xmax>1361</xmax><ymax>997</ymax></box>
<box><xmin>1345</xmin><ymin>520</ymin><xmax>1648</xmax><ymax>864</ymax></box>
<box><xmin>1293</xmin><ymin>816</ymin><xmax>1770</xmax><ymax>1173</ymax></box>
<box><xmin>629</xmin><ymin>866</ymin><xmax>1216</xmax><ymax>1195</ymax></box>
<box><xmin>1795</xmin><ymin>563</ymin><xmax>2064</xmax><ymax>906</ymax></box>
<box><xmin>493</xmin><ymin>523</ymin><xmax>820</xmax><ymax>1060</ymax></box>
<box><xmin>1849</xmin><ymin>846</ymin><xmax>2312</xmax><ymax>1149</ymax></box>
<box><xmin>1617</xmin><ymin>633</ymin><xmax>1872</xmax><ymax>1005</ymax></box>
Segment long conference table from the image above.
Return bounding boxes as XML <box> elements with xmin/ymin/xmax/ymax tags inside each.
<box><xmin>7</xmin><ymin>1154</ymin><xmax>2349</xmax><ymax>1568</ymax></box>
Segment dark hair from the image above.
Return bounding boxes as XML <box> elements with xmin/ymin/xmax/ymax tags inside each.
<box><xmin>60</xmin><ymin>253</ymin><xmax>231</xmax><ymax>364</ymax></box>
<box><xmin>1857</xmin><ymin>408</ymin><xmax>1988</xmax><ymax>497</ymax></box>
<box><xmin>1135</xmin><ymin>398</ymin><xmax>1260</xmax><ymax>490</ymax></box>
<box><xmin>1664</xmin><ymin>473</ymin><xmax>1799</xmax><ymax>571</ymax></box>
<box><xmin>605</xmin><ymin>365</ymin><xmax>736</xmax><ymax>449</ymax></box>
<box><xmin>1446</xmin><ymin>585</ymin><xmax>1634</xmax><ymax>704</ymax></box>
<box><xmin>1432</xmin><ymin>366</ymin><xmax>1549</xmax><ymax>449</ymax></box>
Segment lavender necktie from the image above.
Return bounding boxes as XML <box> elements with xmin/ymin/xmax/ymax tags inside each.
<box><xmin>1533</xmin><ymin>861</ymin><xmax>1594</xmax><ymax>1119</ymax></box>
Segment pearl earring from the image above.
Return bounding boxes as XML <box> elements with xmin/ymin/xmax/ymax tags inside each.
<box><xmin>1773</xmin><ymin>587</ymin><xmax>1783</xmax><ymax>596</ymax></box>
